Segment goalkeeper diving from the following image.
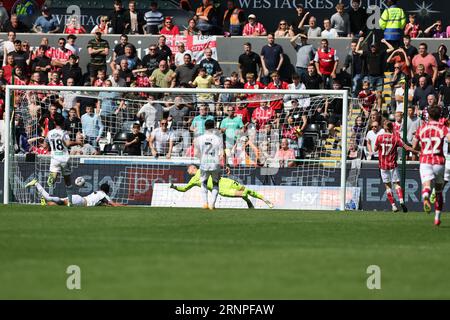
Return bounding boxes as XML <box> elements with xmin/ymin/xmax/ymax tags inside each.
<box><xmin>170</xmin><ymin>164</ymin><xmax>274</xmax><ymax>208</ymax></box>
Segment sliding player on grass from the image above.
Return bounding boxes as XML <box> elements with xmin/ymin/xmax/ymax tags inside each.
<box><xmin>25</xmin><ymin>180</ymin><xmax>124</xmax><ymax>207</ymax></box>
<box><xmin>412</xmin><ymin>106</ymin><xmax>450</xmax><ymax>226</ymax></box>
<box><xmin>45</xmin><ymin>114</ymin><xmax>82</xmax><ymax>206</ymax></box>
<box><xmin>170</xmin><ymin>164</ymin><xmax>274</xmax><ymax>208</ymax></box>
<box><xmin>374</xmin><ymin>120</ymin><xmax>418</xmax><ymax>212</ymax></box>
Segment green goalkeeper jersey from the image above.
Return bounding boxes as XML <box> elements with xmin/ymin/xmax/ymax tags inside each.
<box><xmin>174</xmin><ymin>170</ymin><xmax>241</xmax><ymax>194</ymax></box>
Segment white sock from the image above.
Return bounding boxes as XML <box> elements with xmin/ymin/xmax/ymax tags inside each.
<box><xmin>435</xmin><ymin>211</ymin><xmax>441</xmax><ymax>221</ymax></box>
<box><xmin>210</xmin><ymin>183</ymin><xmax>219</xmax><ymax>208</ymax></box>
<box><xmin>36</xmin><ymin>182</ymin><xmax>62</xmax><ymax>203</ymax></box>
<box><xmin>201</xmin><ymin>181</ymin><xmax>208</xmax><ymax>205</ymax></box>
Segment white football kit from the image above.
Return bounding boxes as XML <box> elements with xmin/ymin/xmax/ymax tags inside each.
<box><xmin>70</xmin><ymin>190</ymin><xmax>112</xmax><ymax>207</ymax></box>
<box><xmin>195</xmin><ymin>131</ymin><xmax>223</xmax><ymax>184</ymax></box>
<box><xmin>46</xmin><ymin>128</ymin><xmax>71</xmax><ymax>175</ymax></box>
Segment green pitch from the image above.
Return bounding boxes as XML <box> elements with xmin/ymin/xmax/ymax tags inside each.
<box><xmin>1</xmin><ymin>206</ymin><xmax>450</xmax><ymax>299</ymax></box>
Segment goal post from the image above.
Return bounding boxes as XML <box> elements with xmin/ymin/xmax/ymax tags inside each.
<box><xmin>3</xmin><ymin>85</ymin><xmax>352</xmax><ymax>210</ymax></box>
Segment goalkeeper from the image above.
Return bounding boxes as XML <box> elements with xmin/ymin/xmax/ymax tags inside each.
<box><xmin>170</xmin><ymin>165</ymin><xmax>274</xmax><ymax>209</ymax></box>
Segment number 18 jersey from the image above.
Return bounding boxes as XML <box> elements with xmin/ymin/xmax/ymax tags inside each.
<box><xmin>375</xmin><ymin>132</ymin><xmax>403</xmax><ymax>170</ymax></box>
<box><xmin>415</xmin><ymin>121</ymin><xmax>449</xmax><ymax>165</ymax></box>
<box><xmin>46</xmin><ymin>128</ymin><xmax>70</xmax><ymax>159</ymax></box>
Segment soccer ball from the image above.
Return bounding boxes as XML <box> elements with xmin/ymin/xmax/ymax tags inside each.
<box><xmin>75</xmin><ymin>176</ymin><xmax>85</xmax><ymax>187</ymax></box>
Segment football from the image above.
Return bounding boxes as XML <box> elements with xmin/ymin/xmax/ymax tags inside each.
<box><xmin>74</xmin><ymin>176</ymin><xmax>85</xmax><ymax>187</ymax></box>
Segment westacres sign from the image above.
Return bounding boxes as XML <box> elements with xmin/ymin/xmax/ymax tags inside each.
<box><xmin>0</xmin><ymin>161</ymin><xmax>448</xmax><ymax>212</ymax></box>
<box><xmin>9</xmin><ymin>1</ymin><xmax>447</xmax><ymax>34</ymax></box>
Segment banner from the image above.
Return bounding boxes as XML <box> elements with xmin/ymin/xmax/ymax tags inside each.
<box><xmin>151</xmin><ymin>183</ymin><xmax>361</xmax><ymax>210</ymax></box>
<box><xmin>163</xmin><ymin>35</ymin><xmax>218</xmax><ymax>64</ymax></box>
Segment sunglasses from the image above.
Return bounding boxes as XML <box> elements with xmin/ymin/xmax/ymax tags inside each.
<box><xmin>279</xmin><ymin>23</ymin><xmax>286</xmax><ymax>25</ymax></box>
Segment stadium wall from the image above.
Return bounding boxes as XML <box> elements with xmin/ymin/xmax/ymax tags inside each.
<box><xmin>0</xmin><ymin>162</ymin><xmax>447</xmax><ymax>211</ymax></box>
<box><xmin>1</xmin><ymin>33</ymin><xmax>449</xmax><ymax>81</ymax></box>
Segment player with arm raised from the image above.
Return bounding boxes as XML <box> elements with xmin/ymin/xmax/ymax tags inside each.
<box><xmin>194</xmin><ymin>119</ymin><xmax>228</xmax><ymax>210</ymax></box>
<box><xmin>412</xmin><ymin>106</ymin><xmax>450</xmax><ymax>226</ymax></box>
<box><xmin>44</xmin><ymin>114</ymin><xmax>82</xmax><ymax>206</ymax></box>
<box><xmin>25</xmin><ymin>181</ymin><xmax>124</xmax><ymax>207</ymax></box>
<box><xmin>374</xmin><ymin>120</ymin><xmax>418</xmax><ymax>212</ymax></box>
<box><xmin>170</xmin><ymin>165</ymin><xmax>274</xmax><ymax>208</ymax></box>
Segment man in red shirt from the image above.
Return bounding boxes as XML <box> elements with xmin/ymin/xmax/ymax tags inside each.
<box><xmin>374</xmin><ymin>120</ymin><xmax>417</xmax><ymax>212</ymax></box>
<box><xmin>48</xmin><ymin>38</ymin><xmax>72</xmax><ymax>73</ymax></box>
<box><xmin>413</xmin><ymin>106</ymin><xmax>450</xmax><ymax>225</ymax></box>
<box><xmin>314</xmin><ymin>39</ymin><xmax>338</xmax><ymax>89</ymax></box>
<box><xmin>243</xmin><ymin>72</ymin><xmax>265</xmax><ymax>117</ymax></box>
<box><xmin>265</xmin><ymin>71</ymin><xmax>288</xmax><ymax>113</ymax></box>
<box><xmin>234</xmin><ymin>98</ymin><xmax>250</xmax><ymax>125</ymax></box>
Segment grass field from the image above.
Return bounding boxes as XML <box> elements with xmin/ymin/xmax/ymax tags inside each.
<box><xmin>0</xmin><ymin>205</ymin><xmax>450</xmax><ymax>299</ymax></box>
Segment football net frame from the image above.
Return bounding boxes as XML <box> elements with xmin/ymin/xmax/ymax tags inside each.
<box><xmin>3</xmin><ymin>85</ymin><xmax>350</xmax><ymax>210</ymax></box>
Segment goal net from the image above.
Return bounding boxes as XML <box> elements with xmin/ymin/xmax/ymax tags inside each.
<box><xmin>3</xmin><ymin>85</ymin><xmax>360</xmax><ymax>210</ymax></box>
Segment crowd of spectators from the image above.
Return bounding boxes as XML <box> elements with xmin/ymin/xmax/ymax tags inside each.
<box><xmin>0</xmin><ymin>0</ymin><xmax>450</xmax><ymax>167</ymax></box>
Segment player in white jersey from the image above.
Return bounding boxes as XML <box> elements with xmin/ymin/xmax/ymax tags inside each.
<box><xmin>44</xmin><ymin>114</ymin><xmax>82</xmax><ymax>206</ymax></box>
<box><xmin>194</xmin><ymin>119</ymin><xmax>230</xmax><ymax>210</ymax></box>
<box><xmin>25</xmin><ymin>180</ymin><xmax>123</xmax><ymax>207</ymax></box>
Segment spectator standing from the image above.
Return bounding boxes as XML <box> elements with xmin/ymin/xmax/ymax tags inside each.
<box><xmin>124</xmin><ymin>123</ymin><xmax>146</xmax><ymax>156</ymax></box>
<box><xmin>63</xmin><ymin>15</ymin><xmax>86</xmax><ymax>34</ymax></box>
<box><xmin>439</xmin><ymin>74</ymin><xmax>450</xmax><ymax>111</ymax></box>
<box><xmin>65</xmin><ymin>35</ymin><xmax>81</xmax><ymax>56</ymax></box>
<box><xmin>432</xmin><ymin>45</ymin><xmax>449</xmax><ymax>88</ymax></box>
<box><xmin>190</xmin><ymin>104</ymin><xmax>214</xmax><ymax>137</ymax></box>
<box><xmin>405</xmin><ymin>105</ymin><xmax>420</xmax><ymax>159</ymax></box>
<box><xmin>305</xmin><ymin>16</ymin><xmax>321</xmax><ymax>38</ymax></box>
<box><xmin>243</xmin><ymin>73</ymin><xmax>265</xmax><ymax>116</ymax></box>
<box><xmin>60</xmin><ymin>78</ymin><xmax>81</xmax><ymax>118</ymax></box>
<box><xmin>412</xmin><ymin>43</ymin><xmax>438</xmax><ymax>87</ymax></box>
<box><xmin>387</xmin><ymin>47</ymin><xmax>412</xmax><ymax>78</ymax></box>
<box><xmin>148</xmin><ymin>119</ymin><xmax>174</xmax><ymax>158</ymax></box>
<box><xmin>274</xmin><ymin>20</ymin><xmax>294</xmax><ymax>38</ymax></box>
<box><xmin>2</xmin><ymin>31</ymin><xmax>15</xmax><ymax>66</ymax></box>
<box><xmin>144</xmin><ymin>2</ymin><xmax>164</xmax><ymax>35</ymax></box>
<box><xmin>175</xmin><ymin>53</ymin><xmax>197</xmax><ymax>86</ymax></box>
<box><xmin>155</xmin><ymin>35</ymin><xmax>173</xmax><ymax>66</ymax></box>
<box><xmin>87</xmin><ymin>32</ymin><xmax>110</xmax><ymax>85</ymax></box>
<box><xmin>81</xmin><ymin>105</ymin><xmax>104</xmax><ymax>149</ymax></box>
<box><xmin>111</xmin><ymin>34</ymin><xmax>136</xmax><ymax>68</ymax></box>
<box><xmin>142</xmin><ymin>45</ymin><xmax>162</xmax><ymax>76</ymax></box>
<box><xmin>2</xmin><ymin>53</ymin><xmax>14</xmax><ymax>83</ymax></box>
<box><xmin>48</xmin><ymin>38</ymin><xmax>72</xmax><ymax>73</ymax></box>
<box><xmin>234</xmin><ymin>99</ymin><xmax>250</xmax><ymax>125</ymax></box>
<box><xmin>424</xmin><ymin>20</ymin><xmax>447</xmax><ymax>39</ymax></box>
<box><xmin>404</xmin><ymin>14</ymin><xmax>421</xmax><ymax>38</ymax></box>
<box><xmin>379</xmin><ymin>0</ymin><xmax>406</xmax><ymax>47</ymax></box>
<box><xmin>2</xmin><ymin>14</ymin><xmax>29</xmax><ymax>33</ymax></box>
<box><xmin>413</xmin><ymin>76</ymin><xmax>435</xmax><ymax>111</ymax></box>
<box><xmin>252</xmin><ymin>102</ymin><xmax>276</xmax><ymax>132</ymax></box>
<box><xmin>220</xmin><ymin>106</ymin><xmax>244</xmax><ymax>149</ymax></box>
<box><xmin>32</xmin><ymin>6</ymin><xmax>59</xmax><ymax>33</ymax></box>
<box><xmin>260</xmin><ymin>33</ymin><xmax>284</xmax><ymax>85</ymax></box>
<box><xmin>343</xmin><ymin>38</ymin><xmax>364</xmax><ymax>97</ymax></box>
<box><xmin>400</xmin><ymin>35</ymin><xmax>418</xmax><ymax>62</ymax></box>
<box><xmin>284</xmin><ymin>74</ymin><xmax>309</xmax><ymax>110</ymax></box>
<box><xmin>330</xmin><ymin>3</ymin><xmax>351</xmax><ymax>37</ymax></box>
<box><xmin>301</xmin><ymin>64</ymin><xmax>322</xmax><ymax>89</ymax></box>
<box><xmin>11</xmin><ymin>40</ymin><xmax>28</xmax><ymax>73</ymax></box>
<box><xmin>160</xmin><ymin>17</ymin><xmax>180</xmax><ymax>36</ymax></box>
<box><xmin>266</xmin><ymin>71</ymin><xmax>288</xmax><ymax>113</ymax></box>
<box><xmin>113</xmin><ymin>44</ymin><xmax>141</xmax><ymax>71</ymax></box>
<box><xmin>174</xmin><ymin>43</ymin><xmax>193</xmax><ymax>67</ymax></box>
<box><xmin>198</xmin><ymin>48</ymin><xmax>222</xmax><ymax>78</ymax></box>
<box><xmin>242</xmin><ymin>14</ymin><xmax>267</xmax><ymax>37</ymax></box>
<box><xmin>314</xmin><ymin>39</ymin><xmax>339</xmax><ymax>89</ymax></box>
<box><xmin>117</xmin><ymin>59</ymin><xmax>134</xmax><ymax>86</ymax></box>
<box><xmin>124</xmin><ymin>0</ymin><xmax>145</xmax><ymax>34</ymax></box>
<box><xmin>109</xmin><ymin>0</ymin><xmax>127</xmax><ymax>34</ymax></box>
<box><xmin>394</xmin><ymin>78</ymin><xmax>414</xmax><ymax>113</ymax></box>
<box><xmin>136</xmin><ymin>95</ymin><xmax>164</xmax><ymax>136</ymax></box>
<box><xmin>365</xmin><ymin>121</ymin><xmax>385</xmax><ymax>160</ymax></box>
<box><xmin>238</xmin><ymin>42</ymin><xmax>262</xmax><ymax>83</ymax></box>
<box><xmin>274</xmin><ymin>138</ymin><xmax>296</xmax><ymax>167</ymax></box>
<box><xmin>290</xmin><ymin>33</ymin><xmax>315</xmax><ymax>79</ymax></box>
<box><xmin>151</xmin><ymin>60</ymin><xmax>176</xmax><ymax>88</ymax></box>
<box><xmin>96</xmin><ymin>80</ymin><xmax>122</xmax><ymax>138</ymax></box>
<box><xmin>223</xmin><ymin>0</ymin><xmax>245</xmax><ymax>36</ymax></box>
<box><xmin>321</xmin><ymin>19</ymin><xmax>338</xmax><ymax>39</ymax></box>
<box><xmin>31</xmin><ymin>46</ymin><xmax>51</xmax><ymax>84</ymax></box>
<box><xmin>195</xmin><ymin>0</ymin><xmax>218</xmax><ymax>35</ymax></box>
<box><xmin>348</xmin><ymin>0</ymin><xmax>367</xmax><ymax>38</ymax></box>
<box><xmin>190</xmin><ymin>67</ymin><xmax>214</xmax><ymax>105</ymax></box>
<box><xmin>64</xmin><ymin>108</ymin><xmax>82</xmax><ymax>140</ymax></box>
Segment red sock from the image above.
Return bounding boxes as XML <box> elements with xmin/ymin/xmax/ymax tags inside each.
<box><xmin>396</xmin><ymin>187</ymin><xmax>404</xmax><ymax>203</ymax></box>
<box><xmin>422</xmin><ymin>187</ymin><xmax>431</xmax><ymax>200</ymax></box>
<box><xmin>435</xmin><ymin>192</ymin><xmax>443</xmax><ymax>212</ymax></box>
<box><xmin>386</xmin><ymin>190</ymin><xmax>395</xmax><ymax>206</ymax></box>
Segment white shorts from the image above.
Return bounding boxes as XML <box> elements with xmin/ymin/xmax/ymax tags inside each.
<box><xmin>380</xmin><ymin>168</ymin><xmax>400</xmax><ymax>184</ymax></box>
<box><xmin>71</xmin><ymin>195</ymin><xmax>86</xmax><ymax>206</ymax></box>
<box><xmin>420</xmin><ymin>164</ymin><xmax>445</xmax><ymax>184</ymax></box>
<box><xmin>444</xmin><ymin>161</ymin><xmax>450</xmax><ymax>182</ymax></box>
<box><xmin>200</xmin><ymin>170</ymin><xmax>220</xmax><ymax>185</ymax></box>
<box><xmin>50</xmin><ymin>157</ymin><xmax>71</xmax><ymax>176</ymax></box>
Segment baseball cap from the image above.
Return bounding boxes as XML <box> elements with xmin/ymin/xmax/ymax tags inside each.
<box><xmin>248</xmin><ymin>14</ymin><xmax>256</xmax><ymax>19</ymax></box>
<box><xmin>165</xmin><ymin>16</ymin><xmax>173</xmax><ymax>22</ymax></box>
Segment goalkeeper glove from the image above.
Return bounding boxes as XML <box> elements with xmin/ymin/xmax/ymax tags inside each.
<box><xmin>170</xmin><ymin>183</ymin><xmax>176</xmax><ymax>189</ymax></box>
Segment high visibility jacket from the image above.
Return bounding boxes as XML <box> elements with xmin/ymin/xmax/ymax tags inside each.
<box><xmin>379</xmin><ymin>5</ymin><xmax>406</xmax><ymax>41</ymax></box>
<box><xmin>223</xmin><ymin>8</ymin><xmax>243</xmax><ymax>27</ymax></box>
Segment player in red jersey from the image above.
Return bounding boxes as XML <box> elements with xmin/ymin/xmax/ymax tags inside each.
<box><xmin>412</xmin><ymin>106</ymin><xmax>450</xmax><ymax>226</ymax></box>
<box><xmin>374</xmin><ymin>120</ymin><xmax>417</xmax><ymax>212</ymax></box>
